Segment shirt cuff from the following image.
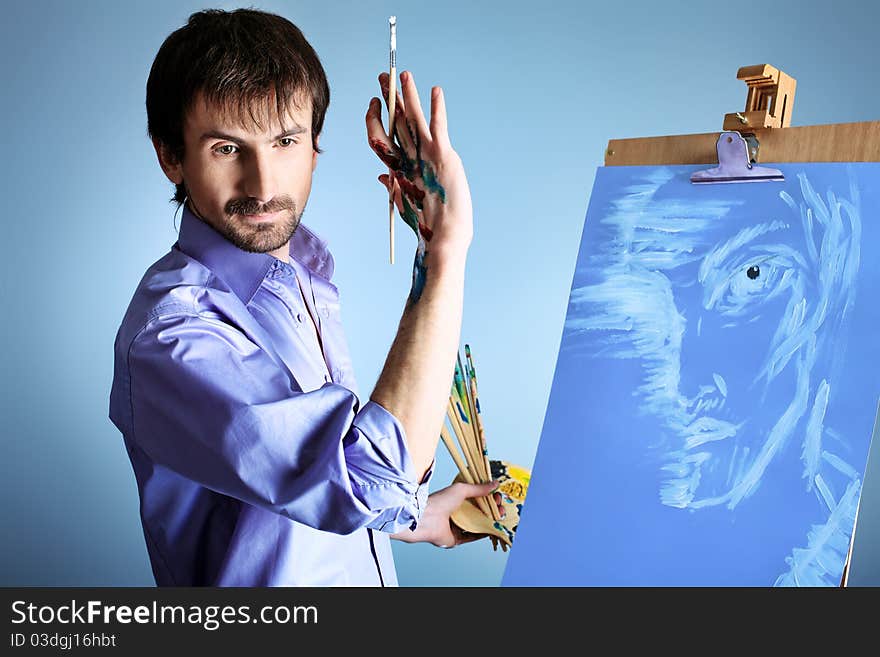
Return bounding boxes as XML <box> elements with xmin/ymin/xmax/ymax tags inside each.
<box><xmin>348</xmin><ymin>399</ymin><xmax>435</xmax><ymax>533</ymax></box>
<box><xmin>412</xmin><ymin>458</ymin><xmax>435</xmax><ymax>530</ymax></box>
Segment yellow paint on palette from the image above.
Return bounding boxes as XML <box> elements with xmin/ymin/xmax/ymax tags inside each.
<box><xmin>450</xmin><ymin>460</ymin><xmax>531</xmax><ymax>549</ymax></box>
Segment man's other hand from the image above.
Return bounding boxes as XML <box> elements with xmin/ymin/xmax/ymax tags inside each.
<box><xmin>391</xmin><ymin>481</ymin><xmax>504</xmax><ymax>548</ymax></box>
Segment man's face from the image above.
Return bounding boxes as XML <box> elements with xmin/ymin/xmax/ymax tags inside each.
<box><xmin>158</xmin><ymin>90</ymin><xmax>318</xmax><ymax>255</ymax></box>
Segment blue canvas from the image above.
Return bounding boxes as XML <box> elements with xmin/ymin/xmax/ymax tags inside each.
<box><xmin>503</xmin><ymin>163</ymin><xmax>880</xmax><ymax>586</ymax></box>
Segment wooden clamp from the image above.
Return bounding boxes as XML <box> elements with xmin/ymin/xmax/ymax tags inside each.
<box><xmin>723</xmin><ymin>64</ymin><xmax>796</xmax><ymax>131</ymax></box>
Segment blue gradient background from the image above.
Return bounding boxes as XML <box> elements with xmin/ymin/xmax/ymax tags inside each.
<box><xmin>1</xmin><ymin>0</ymin><xmax>878</xmax><ymax>586</ymax></box>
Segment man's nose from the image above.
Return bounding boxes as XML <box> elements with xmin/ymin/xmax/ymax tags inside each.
<box><xmin>242</xmin><ymin>150</ymin><xmax>278</xmax><ymax>204</ymax></box>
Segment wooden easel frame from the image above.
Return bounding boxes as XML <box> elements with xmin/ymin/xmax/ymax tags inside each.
<box><xmin>605</xmin><ymin>120</ymin><xmax>880</xmax><ymax>166</ymax></box>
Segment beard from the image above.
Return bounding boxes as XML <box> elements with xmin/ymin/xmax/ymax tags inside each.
<box><xmin>194</xmin><ymin>195</ymin><xmax>303</xmax><ymax>254</ymax></box>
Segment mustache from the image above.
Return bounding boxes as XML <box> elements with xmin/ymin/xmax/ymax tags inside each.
<box><xmin>226</xmin><ymin>196</ymin><xmax>296</xmax><ymax>216</ymax></box>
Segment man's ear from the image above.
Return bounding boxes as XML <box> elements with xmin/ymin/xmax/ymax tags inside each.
<box><xmin>151</xmin><ymin>137</ymin><xmax>184</xmax><ymax>185</ymax></box>
<box><xmin>312</xmin><ymin>134</ymin><xmax>320</xmax><ymax>172</ymax></box>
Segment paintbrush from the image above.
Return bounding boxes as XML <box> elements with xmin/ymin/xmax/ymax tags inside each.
<box><xmin>452</xmin><ymin>359</ymin><xmax>474</xmax><ymax>418</ymax></box>
<box><xmin>447</xmin><ymin>399</ymin><xmax>480</xmax><ymax>482</ymax></box>
<box><xmin>455</xmin><ymin>350</ymin><xmax>500</xmax><ymax>523</ymax></box>
<box><xmin>451</xmin><ymin>359</ymin><xmax>480</xmax><ymax>473</ymax></box>
<box><xmin>442</xmin><ymin>415</ymin><xmax>497</xmax><ymax>548</ymax></box>
<box><xmin>465</xmin><ymin>345</ymin><xmax>501</xmax><ymax>521</ymax></box>
<box><xmin>440</xmin><ymin>423</ymin><xmax>473</xmax><ymax>484</ymax></box>
<box><xmin>387</xmin><ymin>16</ymin><xmax>397</xmax><ymax>265</ymax></box>
<box><xmin>444</xmin><ymin>403</ymin><xmax>493</xmax><ymax>518</ymax></box>
<box><xmin>457</xmin><ymin>353</ymin><xmax>487</xmax><ymax>481</ymax></box>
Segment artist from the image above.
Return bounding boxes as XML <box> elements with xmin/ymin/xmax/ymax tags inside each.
<box><xmin>109</xmin><ymin>8</ymin><xmax>501</xmax><ymax>586</ymax></box>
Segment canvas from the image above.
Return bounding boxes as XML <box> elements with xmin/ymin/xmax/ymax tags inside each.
<box><xmin>503</xmin><ymin>163</ymin><xmax>880</xmax><ymax>586</ymax></box>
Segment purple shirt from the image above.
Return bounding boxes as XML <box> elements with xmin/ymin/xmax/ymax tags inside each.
<box><xmin>109</xmin><ymin>206</ymin><xmax>432</xmax><ymax>586</ymax></box>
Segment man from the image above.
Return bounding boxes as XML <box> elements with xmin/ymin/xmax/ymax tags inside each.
<box><xmin>109</xmin><ymin>8</ymin><xmax>500</xmax><ymax>586</ymax></box>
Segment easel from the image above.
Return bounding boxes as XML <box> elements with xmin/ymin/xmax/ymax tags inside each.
<box><xmin>602</xmin><ymin>65</ymin><xmax>880</xmax><ymax>586</ymax></box>
<box><xmin>604</xmin><ymin>65</ymin><xmax>880</xmax><ymax>166</ymax></box>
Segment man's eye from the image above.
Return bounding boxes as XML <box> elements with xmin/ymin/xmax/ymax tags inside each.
<box><xmin>215</xmin><ymin>144</ymin><xmax>237</xmax><ymax>155</ymax></box>
<box><xmin>279</xmin><ymin>137</ymin><xmax>297</xmax><ymax>147</ymax></box>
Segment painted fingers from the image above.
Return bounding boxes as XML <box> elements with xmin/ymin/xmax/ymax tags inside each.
<box><xmin>399</xmin><ymin>71</ymin><xmax>431</xmax><ymax>149</ymax></box>
<box><xmin>366</xmin><ymin>97</ymin><xmax>401</xmax><ymax>170</ymax></box>
<box><xmin>379</xmin><ymin>72</ymin><xmax>418</xmax><ymax>167</ymax></box>
<box><xmin>368</xmin><ymin>71</ymin><xmax>452</xmax><ymax>242</ymax></box>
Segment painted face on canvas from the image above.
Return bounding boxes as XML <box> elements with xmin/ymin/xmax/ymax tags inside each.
<box><xmin>631</xmin><ymin>173</ymin><xmax>860</xmax><ymax>510</ymax></box>
<box><xmin>665</xmin><ymin>220</ymin><xmax>813</xmax><ymax>508</ymax></box>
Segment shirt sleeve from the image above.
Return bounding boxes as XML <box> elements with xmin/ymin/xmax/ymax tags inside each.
<box><xmin>125</xmin><ymin>311</ymin><xmax>434</xmax><ymax>535</ymax></box>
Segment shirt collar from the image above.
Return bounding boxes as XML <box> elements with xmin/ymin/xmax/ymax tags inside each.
<box><xmin>176</xmin><ymin>204</ymin><xmax>335</xmax><ymax>305</ymax></box>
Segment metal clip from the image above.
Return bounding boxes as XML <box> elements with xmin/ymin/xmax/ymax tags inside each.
<box><xmin>690</xmin><ymin>131</ymin><xmax>783</xmax><ymax>184</ymax></box>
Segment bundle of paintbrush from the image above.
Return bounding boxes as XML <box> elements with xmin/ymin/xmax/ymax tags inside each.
<box><xmin>443</xmin><ymin>345</ymin><xmax>531</xmax><ymax>552</ymax></box>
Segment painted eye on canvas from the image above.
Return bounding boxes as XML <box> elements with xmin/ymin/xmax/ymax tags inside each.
<box><xmin>713</xmin><ymin>260</ymin><xmax>789</xmax><ymax>317</ymax></box>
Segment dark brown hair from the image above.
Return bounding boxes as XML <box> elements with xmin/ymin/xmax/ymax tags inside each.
<box><xmin>146</xmin><ymin>8</ymin><xmax>330</xmax><ymax>205</ymax></box>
